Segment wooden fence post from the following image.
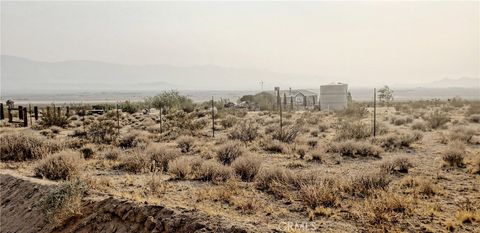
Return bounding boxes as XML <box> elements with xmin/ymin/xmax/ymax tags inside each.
<box><xmin>46</xmin><ymin>106</ymin><xmax>51</xmax><ymax>117</ymax></box>
<box><xmin>57</xmin><ymin>107</ymin><xmax>61</xmax><ymax>117</ymax></box>
<box><xmin>8</xmin><ymin>108</ymin><xmax>13</xmax><ymax>123</ymax></box>
<box><xmin>0</xmin><ymin>103</ymin><xmax>3</xmax><ymax>120</ymax></box>
<box><xmin>211</xmin><ymin>97</ymin><xmax>215</xmax><ymax>138</ymax></box>
<box><xmin>29</xmin><ymin>104</ymin><xmax>32</xmax><ymax>126</ymax></box>
<box><xmin>18</xmin><ymin>105</ymin><xmax>23</xmax><ymax>120</ymax></box>
<box><xmin>34</xmin><ymin>106</ymin><xmax>39</xmax><ymax>120</ymax></box>
<box><xmin>23</xmin><ymin>107</ymin><xmax>28</xmax><ymax>127</ymax></box>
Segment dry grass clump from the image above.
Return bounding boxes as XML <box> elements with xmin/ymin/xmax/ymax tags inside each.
<box><xmin>167</xmin><ymin>156</ymin><xmax>200</xmax><ymax>179</ymax></box>
<box><xmin>376</xmin><ymin>131</ymin><xmax>422</xmax><ymax>150</ymax></box>
<box><xmin>176</xmin><ymin>136</ymin><xmax>196</xmax><ymax>153</ymax></box>
<box><xmin>221</xmin><ymin>115</ymin><xmax>238</xmax><ymax>129</ymax></box>
<box><xmin>197</xmin><ymin>160</ymin><xmax>234</xmax><ymax>183</ymax></box>
<box><xmin>307</xmin><ymin>138</ymin><xmax>318</xmax><ymax>148</ymax></box>
<box><xmin>103</xmin><ymin>147</ymin><xmax>122</xmax><ymax>160</ymax></box>
<box><xmin>228</xmin><ymin>121</ymin><xmax>259</xmax><ymax>142</ymax></box>
<box><xmin>345</xmin><ymin>172</ymin><xmax>391</xmax><ymax>197</ymax></box>
<box><xmin>50</xmin><ymin>126</ymin><xmax>62</xmax><ymax>134</ymax></box>
<box><xmin>390</xmin><ymin>115</ymin><xmax>413</xmax><ymax>125</ymax></box>
<box><xmin>327</xmin><ymin>140</ymin><xmax>382</xmax><ymax>158</ymax></box>
<box><xmin>334</xmin><ymin>121</ymin><xmax>371</xmax><ymax>141</ymax></box>
<box><xmin>232</xmin><ymin>155</ymin><xmax>262</xmax><ymax>182</ymax></box>
<box><xmin>41</xmin><ymin>179</ymin><xmax>86</xmax><ymax>225</ymax></box>
<box><xmin>425</xmin><ymin>110</ymin><xmax>450</xmax><ymax>129</ymax></box>
<box><xmin>255</xmin><ymin>167</ymin><xmax>297</xmax><ymax>197</ymax></box>
<box><xmin>117</xmin><ymin>131</ymin><xmax>149</xmax><ymax>148</ymax></box>
<box><xmin>39</xmin><ymin>113</ymin><xmax>70</xmax><ymax>128</ymax></box>
<box><xmin>309</xmin><ymin>148</ymin><xmax>324</xmax><ymax>162</ymax></box>
<box><xmin>272</xmin><ymin>125</ymin><xmax>300</xmax><ymax>143</ymax></box>
<box><xmin>147</xmin><ymin>144</ymin><xmax>180</xmax><ymax>172</ymax></box>
<box><xmin>115</xmin><ymin>150</ymin><xmax>151</xmax><ymax>173</ymax></box>
<box><xmin>380</xmin><ymin>157</ymin><xmax>413</xmax><ymax>174</ymax></box>
<box><xmin>260</xmin><ymin>139</ymin><xmax>288</xmax><ymax>154</ymax></box>
<box><xmin>87</xmin><ymin>120</ymin><xmax>119</xmax><ymax>144</ymax></box>
<box><xmin>399</xmin><ymin>176</ymin><xmax>438</xmax><ymax>197</ymax></box>
<box><xmin>0</xmin><ymin>133</ymin><xmax>60</xmax><ymax>161</ymax></box>
<box><xmin>362</xmin><ymin>191</ymin><xmax>412</xmax><ymax>226</ymax></box>
<box><xmin>442</xmin><ymin>141</ymin><xmax>466</xmax><ymax>168</ymax></box>
<box><xmin>468</xmin><ymin>156</ymin><xmax>480</xmax><ymax>174</ymax></box>
<box><xmin>216</xmin><ymin>141</ymin><xmax>244</xmax><ymax>165</ymax></box>
<box><xmin>299</xmin><ymin>178</ymin><xmax>340</xmax><ymax>209</ymax></box>
<box><xmin>447</xmin><ymin>126</ymin><xmax>476</xmax><ymax>144</ymax></box>
<box><xmin>34</xmin><ymin>150</ymin><xmax>83</xmax><ymax>180</ymax></box>
<box><xmin>411</xmin><ymin>119</ymin><xmax>428</xmax><ymax>131</ymax></box>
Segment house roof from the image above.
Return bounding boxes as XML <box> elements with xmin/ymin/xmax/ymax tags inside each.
<box><xmin>277</xmin><ymin>89</ymin><xmax>317</xmax><ymax>97</ymax></box>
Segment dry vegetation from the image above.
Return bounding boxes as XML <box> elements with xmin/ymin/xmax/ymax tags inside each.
<box><xmin>1</xmin><ymin>98</ymin><xmax>479</xmax><ymax>232</ymax></box>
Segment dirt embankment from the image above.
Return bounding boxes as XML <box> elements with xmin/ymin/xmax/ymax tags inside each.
<box><xmin>0</xmin><ymin>172</ymin><xmax>259</xmax><ymax>233</ymax></box>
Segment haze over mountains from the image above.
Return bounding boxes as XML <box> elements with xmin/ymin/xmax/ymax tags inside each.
<box><xmin>1</xmin><ymin>55</ymin><xmax>479</xmax><ymax>95</ymax></box>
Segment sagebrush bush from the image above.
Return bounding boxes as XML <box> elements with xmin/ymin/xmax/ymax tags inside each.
<box><xmin>309</xmin><ymin>148</ymin><xmax>324</xmax><ymax>162</ymax></box>
<box><xmin>425</xmin><ymin>110</ymin><xmax>450</xmax><ymax>129</ymax></box>
<box><xmin>39</xmin><ymin>113</ymin><xmax>70</xmax><ymax>128</ymax></box>
<box><xmin>117</xmin><ymin>131</ymin><xmax>149</xmax><ymax>148</ymax></box>
<box><xmin>197</xmin><ymin>160</ymin><xmax>233</xmax><ymax>183</ymax></box>
<box><xmin>411</xmin><ymin>120</ymin><xmax>428</xmax><ymax>131</ymax></box>
<box><xmin>469</xmin><ymin>114</ymin><xmax>480</xmax><ymax>123</ymax></box>
<box><xmin>447</xmin><ymin>126</ymin><xmax>475</xmax><ymax>144</ymax></box>
<box><xmin>327</xmin><ymin>140</ymin><xmax>382</xmax><ymax>158</ymax></box>
<box><xmin>255</xmin><ymin>167</ymin><xmax>296</xmax><ymax>194</ymax></box>
<box><xmin>79</xmin><ymin>145</ymin><xmax>94</xmax><ymax>159</ymax></box>
<box><xmin>176</xmin><ymin>136</ymin><xmax>196</xmax><ymax>153</ymax></box>
<box><xmin>346</xmin><ymin>172</ymin><xmax>391</xmax><ymax>197</ymax></box>
<box><xmin>390</xmin><ymin>116</ymin><xmax>413</xmax><ymax>125</ymax></box>
<box><xmin>115</xmin><ymin>150</ymin><xmax>151</xmax><ymax>173</ymax></box>
<box><xmin>221</xmin><ymin>115</ymin><xmax>238</xmax><ymax>129</ymax></box>
<box><xmin>232</xmin><ymin>155</ymin><xmax>262</xmax><ymax>182</ymax></box>
<box><xmin>364</xmin><ymin>191</ymin><xmax>411</xmax><ymax>225</ymax></box>
<box><xmin>442</xmin><ymin>141</ymin><xmax>466</xmax><ymax>168</ymax></box>
<box><xmin>299</xmin><ymin>178</ymin><xmax>340</xmax><ymax>209</ymax></box>
<box><xmin>261</xmin><ymin>139</ymin><xmax>288</xmax><ymax>154</ymax></box>
<box><xmin>0</xmin><ymin>133</ymin><xmax>60</xmax><ymax>161</ymax></box>
<box><xmin>216</xmin><ymin>141</ymin><xmax>244</xmax><ymax>165</ymax></box>
<box><xmin>104</xmin><ymin>147</ymin><xmax>122</xmax><ymax>160</ymax></box>
<box><xmin>147</xmin><ymin>144</ymin><xmax>180</xmax><ymax>172</ymax></box>
<box><xmin>35</xmin><ymin>151</ymin><xmax>83</xmax><ymax>180</ymax></box>
<box><xmin>228</xmin><ymin>121</ymin><xmax>259</xmax><ymax>142</ymax></box>
<box><xmin>41</xmin><ymin>179</ymin><xmax>86</xmax><ymax>225</ymax></box>
<box><xmin>168</xmin><ymin>156</ymin><xmax>193</xmax><ymax>179</ymax></box>
<box><xmin>376</xmin><ymin>131</ymin><xmax>422</xmax><ymax>150</ymax></box>
<box><xmin>380</xmin><ymin>157</ymin><xmax>413</xmax><ymax>174</ymax></box>
<box><xmin>272</xmin><ymin>125</ymin><xmax>300</xmax><ymax>143</ymax></box>
<box><xmin>335</xmin><ymin>121</ymin><xmax>371</xmax><ymax>141</ymax></box>
<box><xmin>87</xmin><ymin>120</ymin><xmax>119</xmax><ymax>144</ymax></box>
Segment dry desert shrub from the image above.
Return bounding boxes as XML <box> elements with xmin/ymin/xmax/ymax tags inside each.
<box><xmin>376</xmin><ymin>131</ymin><xmax>422</xmax><ymax>150</ymax></box>
<box><xmin>167</xmin><ymin>156</ymin><xmax>193</xmax><ymax>179</ymax></box>
<box><xmin>345</xmin><ymin>171</ymin><xmax>391</xmax><ymax>198</ymax></box>
<box><xmin>115</xmin><ymin>150</ymin><xmax>151</xmax><ymax>173</ymax></box>
<box><xmin>309</xmin><ymin>148</ymin><xmax>324</xmax><ymax>162</ymax></box>
<box><xmin>1</xmin><ymin>133</ymin><xmax>60</xmax><ymax>161</ymax></box>
<box><xmin>104</xmin><ymin>147</ymin><xmax>122</xmax><ymax>160</ymax></box>
<box><xmin>216</xmin><ymin>141</ymin><xmax>244</xmax><ymax>165</ymax></box>
<box><xmin>299</xmin><ymin>178</ymin><xmax>340</xmax><ymax>209</ymax></box>
<box><xmin>41</xmin><ymin>179</ymin><xmax>86</xmax><ymax>225</ymax></box>
<box><xmin>469</xmin><ymin>114</ymin><xmax>480</xmax><ymax>123</ymax></box>
<box><xmin>307</xmin><ymin>138</ymin><xmax>318</xmax><ymax>148</ymax></box>
<box><xmin>232</xmin><ymin>155</ymin><xmax>262</xmax><ymax>182</ymax></box>
<box><xmin>228</xmin><ymin>121</ymin><xmax>259</xmax><ymax>143</ymax></box>
<box><xmin>334</xmin><ymin>121</ymin><xmax>371</xmax><ymax>141</ymax></box>
<box><xmin>147</xmin><ymin>144</ymin><xmax>180</xmax><ymax>172</ymax></box>
<box><xmin>390</xmin><ymin>115</ymin><xmax>413</xmax><ymax>125</ymax></box>
<box><xmin>296</xmin><ymin>145</ymin><xmax>308</xmax><ymax>159</ymax></box>
<box><xmin>197</xmin><ymin>160</ymin><xmax>234</xmax><ymax>183</ymax></box>
<box><xmin>255</xmin><ymin>167</ymin><xmax>297</xmax><ymax>196</ymax></box>
<box><xmin>362</xmin><ymin>191</ymin><xmax>412</xmax><ymax>226</ymax></box>
<box><xmin>447</xmin><ymin>126</ymin><xmax>476</xmax><ymax>144</ymax></box>
<box><xmin>176</xmin><ymin>135</ymin><xmax>196</xmax><ymax>153</ymax></box>
<box><xmin>49</xmin><ymin>126</ymin><xmax>62</xmax><ymax>134</ymax></box>
<box><xmin>260</xmin><ymin>138</ymin><xmax>288</xmax><ymax>154</ymax></box>
<box><xmin>327</xmin><ymin>140</ymin><xmax>382</xmax><ymax>158</ymax></box>
<box><xmin>272</xmin><ymin>125</ymin><xmax>301</xmax><ymax>143</ymax></box>
<box><xmin>39</xmin><ymin>113</ymin><xmax>70</xmax><ymax>128</ymax></box>
<box><xmin>35</xmin><ymin>150</ymin><xmax>83</xmax><ymax>180</ymax></box>
<box><xmin>380</xmin><ymin>157</ymin><xmax>413</xmax><ymax>174</ymax></box>
<box><xmin>79</xmin><ymin>144</ymin><xmax>94</xmax><ymax>159</ymax></box>
<box><xmin>117</xmin><ymin>130</ymin><xmax>150</xmax><ymax>148</ymax></box>
<box><xmin>468</xmin><ymin>156</ymin><xmax>480</xmax><ymax>174</ymax></box>
<box><xmin>87</xmin><ymin>120</ymin><xmax>119</xmax><ymax>144</ymax></box>
<box><xmin>442</xmin><ymin>141</ymin><xmax>466</xmax><ymax>168</ymax></box>
<box><xmin>221</xmin><ymin>115</ymin><xmax>238</xmax><ymax>129</ymax></box>
<box><xmin>411</xmin><ymin>119</ymin><xmax>428</xmax><ymax>131</ymax></box>
<box><xmin>425</xmin><ymin>110</ymin><xmax>450</xmax><ymax>129</ymax></box>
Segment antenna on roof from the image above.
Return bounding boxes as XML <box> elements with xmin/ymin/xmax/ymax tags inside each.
<box><xmin>259</xmin><ymin>80</ymin><xmax>264</xmax><ymax>91</ymax></box>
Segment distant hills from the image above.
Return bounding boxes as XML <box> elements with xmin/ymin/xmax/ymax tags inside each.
<box><xmin>1</xmin><ymin>55</ymin><xmax>478</xmax><ymax>95</ymax></box>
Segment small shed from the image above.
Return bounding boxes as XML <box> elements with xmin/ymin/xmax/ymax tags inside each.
<box><xmin>320</xmin><ymin>83</ymin><xmax>348</xmax><ymax>111</ymax></box>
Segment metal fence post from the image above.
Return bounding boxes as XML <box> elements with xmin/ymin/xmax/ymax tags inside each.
<box><xmin>23</xmin><ymin>107</ymin><xmax>28</xmax><ymax>127</ymax></box>
<box><xmin>373</xmin><ymin>88</ymin><xmax>377</xmax><ymax>138</ymax></box>
<box><xmin>0</xmin><ymin>103</ymin><xmax>3</xmax><ymax>120</ymax></box>
<box><xmin>34</xmin><ymin>106</ymin><xmax>38</xmax><ymax>120</ymax></box>
<box><xmin>211</xmin><ymin>97</ymin><xmax>215</xmax><ymax>138</ymax></box>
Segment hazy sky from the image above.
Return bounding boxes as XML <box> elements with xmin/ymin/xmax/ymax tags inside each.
<box><xmin>1</xmin><ymin>1</ymin><xmax>479</xmax><ymax>86</ymax></box>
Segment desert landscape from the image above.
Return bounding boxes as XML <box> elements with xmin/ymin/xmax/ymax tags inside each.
<box><xmin>1</xmin><ymin>94</ymin><xmax>479</xmax><ymax>232</ymax></box>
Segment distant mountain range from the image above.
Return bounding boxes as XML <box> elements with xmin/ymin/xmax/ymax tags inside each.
<box><xmin>1</xmin><ymin>55</ymin><xmax>478</xmax><ymax>95</ymax></box>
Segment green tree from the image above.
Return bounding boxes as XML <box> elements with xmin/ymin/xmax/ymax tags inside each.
<box><xmin>378</xmin><ymin>85</ymin><xmax>394</xmax><ymax>107</ymax></box>
<box><xmin>145</xmin><ymin>90</ymin><xmax>194</xmax><ymax>113</ymax></box>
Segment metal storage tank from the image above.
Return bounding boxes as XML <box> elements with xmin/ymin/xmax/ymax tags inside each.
<box><xmin>320</xmin><ymin>83</ymin><xmax>348</xmax><ymax>111</ymax></box>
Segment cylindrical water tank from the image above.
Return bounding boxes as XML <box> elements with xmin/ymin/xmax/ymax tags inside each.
<box><xmin>320</xmin><ymin>83</ymin><xmax>348</xmax><ymax>111</ymax></box>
